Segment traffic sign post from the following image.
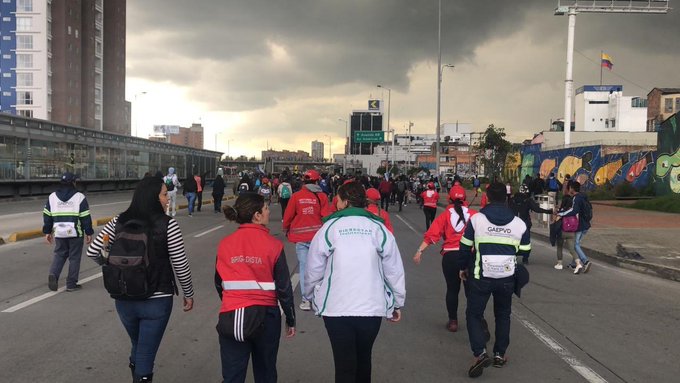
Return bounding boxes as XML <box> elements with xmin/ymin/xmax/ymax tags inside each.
<box><xmin>354</xmin><ymin>131</ymin><xmax>385</xmax><ymax>143</ymax></box>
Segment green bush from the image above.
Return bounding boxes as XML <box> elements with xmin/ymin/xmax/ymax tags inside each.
<box><xmin>624</xmin><ymin>194</ymin><xmax>680</xmax><ymax>214</ymax></box>
<box><xmin>614</xmin><ymin>182</ymin><xmax>637</xmax><ymax>197</ymax></box>
<box><xmin>588</xmin><ymin>185</ymin><xmax>616</xmax><ymax>200</ymax></box>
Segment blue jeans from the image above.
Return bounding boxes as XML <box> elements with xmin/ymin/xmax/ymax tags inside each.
<box><xmin>574</xmin><ymin>230</ymin><xmax>589</xmax><ymax>264</ymax></box>
<box><xmin>185</xmin><ymin>192</ymin><xmax>196</xmax><ymax>214</ymax></box>
<box><xmin>213</xmin><ymin>193</ymin><xmax>224</xmax><ymax>212</ymax></box>
<box><xmin>466</xmin><ymin>277</ymin><xmax>514</xmax><ymax>357</ymax></box>
<box><xmin>296</xmin><ymin>242</ymin><xmax>310</xmax><ymax>301</ymax></box>
<box><xmin>115</xmin><ymin>297</ymin><xmax>173</xmax><ymax>378</ymax></box>
<box><xmin>50</xmin><ymin>237</ymin><xmax>84</xmax><ymax>289</ymax></box>
<box><xmin>219</xmin><ymin>306</ymin><xmax>282</xmax><ymax>383</ymax></box>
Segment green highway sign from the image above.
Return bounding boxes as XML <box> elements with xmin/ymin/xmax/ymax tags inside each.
<box><xmin>354</xmin><ymin>131</ymin><xmax>385</xmax><ymax>143</ymax></box>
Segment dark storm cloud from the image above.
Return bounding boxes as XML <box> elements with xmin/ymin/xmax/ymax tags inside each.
<box><xmin>127</xmin><ymin>1</ymin><xmax>679</xmax><ymax>111</ymax></box>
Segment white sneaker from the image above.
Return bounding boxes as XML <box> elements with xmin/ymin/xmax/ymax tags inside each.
<box><xmin>171</xmin><ymin>212</ymin><xmax>176</xmax><ymax>217</ymax></box>
<box><xmin>554</xmin><ymin>263</ymin><xmax>563</xmax><ymax>270</ymax></box>
<box><xmin>573</xmin><ymin>264</ymin><xmax>583</xmax><ymax>274</ymax></box>
<box><xmin>299</xmin><ymin>300</ymin><xmax>311</xmax><ymax>311</ymax></box>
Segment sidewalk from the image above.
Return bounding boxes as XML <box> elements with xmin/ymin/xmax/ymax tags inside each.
<box><xmin>438</xmin><ymin>189</ymin><xmax>680</xmax><ymax>282</ymax></box>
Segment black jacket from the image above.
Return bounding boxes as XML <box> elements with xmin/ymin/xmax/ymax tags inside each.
<box><xmin>511</xmin><ymin>193</ymin><xmax>553</xmax><ymax>229</ymax></box>
<box><xmin>212</xmin><ymin>176</ymin><xmax>225</xmax><ymax>195</ymax></box>
<box><xmin>183</xmin><ymin>176</ymin><xmax>198</xmax><ymax>193</ymax></box>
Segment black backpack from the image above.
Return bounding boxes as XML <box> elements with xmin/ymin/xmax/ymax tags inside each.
<box><xmin>102</xmin><ymin>219</ymin><xmax>155</xmax><ymax>300</ymax></box>
<box><xmin>581</xmin><ymin>198</ymin><xmax>593</xmax><ymax>223</ymax></box>
<box><xmin>164</xmin><ymin>176</ymin><xmax>175</xmax><ymax>192</ymax></box>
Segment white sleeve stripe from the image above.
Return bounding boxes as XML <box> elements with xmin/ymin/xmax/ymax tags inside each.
<box><xmin>167</xmin><ymin>219</ymin><xmax>194</xmax><ymax>297</ymax></box>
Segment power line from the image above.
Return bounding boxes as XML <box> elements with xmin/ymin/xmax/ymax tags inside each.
<box><xmin>574</xmin><ymin>48</ymin><xmax>651</xmax><ymax>94</ymax></box>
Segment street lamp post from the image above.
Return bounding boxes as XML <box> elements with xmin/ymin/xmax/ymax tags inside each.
<box><xmin>133</xmin><ymin>91</ymin><xmax>147</xmax><ymax>137</ymax></box>
<box><xmin>324</xmin><ymin>134</ymin><xmax>332</xmax><ymax>163</ymax></box>
<box><xmin>377</xmin><ymin>84</ymin><xmax>391</xmax><ymax>176</ymax></box>
<box><xmin>338</xmin><ymin>118</ymin><xmax>348</xmax><ymax>174</ymax></box>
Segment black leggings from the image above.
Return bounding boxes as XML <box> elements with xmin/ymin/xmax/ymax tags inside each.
<box><xmin>323</xmin><ymin>316</ymin><xmax>382</xmax><ymax>383</ymax></box>
<box><xmin>442</xmin><ymin>251</ymin><xmax>468</xmax><ymax>320</ymax></box>
<box><xmin>380</xmin><ymin>193</ymin><xmax>390</xmax><ymax>211</ymax></box>
<box><xmin>423</xmin><ymin>206</ymin><xmax>437</xmax><ymax>229</ymax></box>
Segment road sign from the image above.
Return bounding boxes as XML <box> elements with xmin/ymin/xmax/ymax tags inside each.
<box><xmin>354</xmin><ymin>131</ymin><xmax>385</xmax><ymax>143</ymax></box>
<box><xmin>368</xmin><ymin>99</ymin><xmax>380</xmax><ymax>111</ymax></box>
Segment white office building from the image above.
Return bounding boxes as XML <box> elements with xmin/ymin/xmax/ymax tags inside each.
<box><xmin>311</xmin><ymin>140</ymin><xmax>324</xmax><ymax>161</ymax></box>
<box><xmin>574</xmin><ymin>85</ymin><xmax>647</xmax><ymax>132</ymax></box>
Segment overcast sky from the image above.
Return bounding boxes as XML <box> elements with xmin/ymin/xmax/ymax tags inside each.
<box><xmin>125</xmin><ymin>0</ymin><xmax>680</xmax><ymax>158</ymax></box>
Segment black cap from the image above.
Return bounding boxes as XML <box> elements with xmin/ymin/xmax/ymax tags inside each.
<box><xmin>61</xmin><ymin>172</ymin><xmax>79</xmax><ymax>184</ymax></box>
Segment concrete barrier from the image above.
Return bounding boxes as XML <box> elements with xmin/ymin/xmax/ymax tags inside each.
<box><xmin>0</xmin><ymin>236</ymin><xmax>5</xmax><ymax>245</ymax></box>
<box><xmin>8</xmin><ymin>229</ymin><xmax>44</xmax><ymax>242</ymax></box>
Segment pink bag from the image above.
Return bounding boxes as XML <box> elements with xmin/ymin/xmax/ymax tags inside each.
<box><xmin>562</xmin><ymin>216</ymin><xmax>579</xmax><ymax>232</ymax></box>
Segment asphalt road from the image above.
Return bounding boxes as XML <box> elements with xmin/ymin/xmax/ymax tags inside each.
<box><xmin>1</xmin><ymin>196</ymin><xmax>679</xmax><ymax>382</ymax></box>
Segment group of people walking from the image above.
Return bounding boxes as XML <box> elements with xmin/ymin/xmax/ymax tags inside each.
<box><xmin>41</xmin><ymin>166</ymin><xmax>593</xmax><ymax>382</ymax></box>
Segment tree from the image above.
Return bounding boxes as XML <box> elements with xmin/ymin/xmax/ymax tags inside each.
<box><xmin>475</xmin><ymin>124</ymin><xmax>512</xmax><ymax>181</ymax></box>
<box><xmin>377</xmin><ymin>166</ymin><xmax>386</xmax><ymax>176</ymax></box>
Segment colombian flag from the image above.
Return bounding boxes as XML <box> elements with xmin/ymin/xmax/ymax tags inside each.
<box><xmin>601</xmin><ymin>53</ymin><xmax>613</xmax><ymax>70</ymax></box>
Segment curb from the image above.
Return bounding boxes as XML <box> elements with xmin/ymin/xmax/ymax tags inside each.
<box><xmin>531</xmin><ymin>230</ymin><xmax>680</xmax><ymax>283</ymax></box>
<box><xmin>8</xmin><ymin>229</ymin><xmax>44</xmax><ymax>242</ymax></box>
<box><xmin>2</xmin><ymin>195</ymin><xmax>236</xmax><ymax>245</ymax></box>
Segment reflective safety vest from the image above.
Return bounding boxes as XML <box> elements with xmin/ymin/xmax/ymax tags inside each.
<box><xmin>216</xmin><ymin>224</ymin><xmax>282</xmax><ymax>313</ymax></box>
<box><xmin>463</xmin><ymin>213</ymin><xmax>529</xmax><ymax>280</ymax></box>
<box><xmin>47</xmin><ymin>192</ymin><xmax>86</xmax><ymax>238</ymax></box>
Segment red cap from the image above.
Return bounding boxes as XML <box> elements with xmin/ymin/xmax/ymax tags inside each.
<box><xmin>427</xmin><ymin>182</ymin><xmax>435</xmax><ymax>189</ymax></box>
<box><xmin>303</xmin><ymin>169</ymin><xmax>320</xmax><ymax>181</ymax></box>
<box><xmin>366</xmin><ymin>188</ymin><xmax>381</xmax><ymax>201</ymax></box>
<box><xmin>449</xmin><ymin>185</ymin><xmax>466</xmax><ymax>201</ymax></box>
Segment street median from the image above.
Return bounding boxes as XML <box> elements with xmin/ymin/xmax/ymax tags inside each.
<box><xmin>8</xmin><ymin>229</ymin><xmax>44</xmax><ymax>242</ymax></box>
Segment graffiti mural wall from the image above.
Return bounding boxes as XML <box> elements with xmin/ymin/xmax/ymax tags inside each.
<box><xmin>518</xmin><ymin>144</ymin><xmax>655</xmax><ymax>191</ymax></box>
<box><xmin>655</xmin><ymin>113</ymin><xmax>680</xmax><ymax>195</ymax></box>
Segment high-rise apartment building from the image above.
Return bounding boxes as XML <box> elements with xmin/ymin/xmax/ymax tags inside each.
<box><xmin>311</xmin><ymin>140</ymin><xmax>324</xmax><ymax>161</ymax></box>
<box><xmin>0</xmin><ymin>0</ymin><xmax>128</xmax><ymax>134</ymax></box>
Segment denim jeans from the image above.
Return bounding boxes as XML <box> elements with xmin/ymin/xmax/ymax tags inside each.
<box><xmin>213</xmin><ymin>193</ymin><xmax>224</xmax><ymax>212</ymax></box>
<box><xmin>49</xmin><ymin>237</ymin><xmax>84</xmax><ymax>289</ymax></box>
<box><xmin>466</xmin><ymin>277</ymin><xmax>514</xmax><ymax>357</ymax></box>
<box><xmin>115</xmin><ymin>297</ymin><xmax>173</xmax><ymax>378</ymax></box>
<box><xmin>296</xmin><ymin>242</ymin><xmax>311</xmax><ymax>301</ymax></box>
<box><xmin>185</xmin><ymin>192</ymin><xmax>196</xmax><ymax>214</ymax></box>
<box><xmin>219</xmin><ymin>306</ymin><xmax>282</xmax><ymax>383</ymax></box>
<box><xmin>574</xmin><ymin>230</ymin><xmax>589</xmax><ymax>264</ymax></box>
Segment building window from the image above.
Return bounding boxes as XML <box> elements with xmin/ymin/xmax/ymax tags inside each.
<box><xmin>665</xmin><ymin>98</ymin><xmax>673</xmax><ymax>113</ymax></box>
<box><xmin>2</xmin><ymin>36</ymin><xmax>10</xmax><ymax>41</ymax></box>
<box><xmin>17</xmin><ymin>72</ymin><xmax>33</xmax><ymax>86</ymax></box>
<box><xmin>2</xmin><ymin>73</ymin><xmax>11</xmax><ymax>78</ymax></box>
<box><xmin>676</xmin><ymin>98</ymin><xmax>680</xmax><ymax>113</ymax></box>
<box><xmin>16</xmin><ymin>17</ymin><xmax>32</xmax><ymax>31</ymax></box>
<box><xmin>17</xmin><ymin>91</ymin><xmax>33</xmax><ymax>105</ymax></box>
<box><xmin>75</xmin><ymin>29</ymin><xmax>78</xmax><ymax>38</ymax></box>
<box><xmin>3</xmin><ymin>17</ymin><xmax>11</xmax><ymax>22</ymax></box>
<box><xmin>16</xmin><ymin>54</ymin><xmax>33</xmax><ymax>68</ymax></box>
<box><xmin>17</xmin><ymin>0</ymin><xmax>33</xmax><ymax>12</ymax></box>
<box><xmin>2</xmin><ymin>54</ymin><xmax>10</xmax><ymax>59</ymax></box>
<box><xmin>18</xmin><ymin>109</ymin><xmax>33</xmax><ymax>117</ymax></box>
<box><xmin>67</xmin><ymin>26</ymin><xmax>71</xmax><ymax>35</ymax></box>
<box><xmin>16</xmin><ymin>35</ymin><xmax>33</xmax><ymax>49</ymax></box>
<box><xmin>2</xmin><ymin>91</ymin><xmax>11</xmax><ymax>96</ymax></box>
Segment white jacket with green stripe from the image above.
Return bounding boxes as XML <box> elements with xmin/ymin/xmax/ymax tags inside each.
<box><xmin>305</xmin><ymin>207</ymin><xmax>406</xmax><ymax>317</ymax></box>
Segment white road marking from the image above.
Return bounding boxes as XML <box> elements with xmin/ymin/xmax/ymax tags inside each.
<box><xmin>2</xmin><ymin>272</ymin><xmax>103</xmax><ymax>313</ymax></box>
<box><xmin>516</xmin><ymin>314</ymin><xmax>608</xmax><ymax>383</ymax></box>
<box><xmin>395</xmin><ymin>215</ymin><xmax>419</xmax><ymax>234</ymax></box>
<box><xmin>194</xmin><ymin>225</ymin><xmax>224</xmax><ymax>238</ymax></box>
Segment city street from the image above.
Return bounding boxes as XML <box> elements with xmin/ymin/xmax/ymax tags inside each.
<box><xmin>1</xmin><ymin>196</ymin><xmax>678</xmax><ymax>382</ymax></box>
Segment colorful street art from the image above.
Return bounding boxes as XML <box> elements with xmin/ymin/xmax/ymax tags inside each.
<box><xmin>655</xmin><ymin>114</ymin><xmax>680</xmax><ymax>195</ymax></box>
<box><xmin>518</xmin><ymin>144</ymin><xmax>655</xmax><ymax>191</ymax></box>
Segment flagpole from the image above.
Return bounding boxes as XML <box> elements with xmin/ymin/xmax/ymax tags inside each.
<box><xmin>600</xmin><ymin>50</ymin><xmax>603</xmax><ymax>85</ymax></box>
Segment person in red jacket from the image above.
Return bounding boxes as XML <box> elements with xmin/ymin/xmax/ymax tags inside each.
<box><xmin>378</xmin><ymin>177</ymin><xmax>392</xmax><ymax>211</ymax></box>
<box><xmin>282</xmin><ymin>169</ymin><xmax>330</xmax><ymax>311</ymax></box>
<box><xmin>413</xmin><ymin>185</ymin><xmax>477</xmax><ymax>332</ymax></box>
<box><xmin>420</xmin><ymin>182</ymin><xmax>439</xmax><ymax>229</ymax></box>
<box><xmin>216</xmin><ymin>193</ymin><xmax>296</xmax><ymax>382</ymax></box>
<box><xmin>365</xmin><ymin>188</ymin><xmax>394</xmax><ymax>233</ymax></box>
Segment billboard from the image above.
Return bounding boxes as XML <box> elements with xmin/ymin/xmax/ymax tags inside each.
<box><xmin>153</xmin><ymin>125</ymin><xmax>181</xmax><ymax>135</ymax></box>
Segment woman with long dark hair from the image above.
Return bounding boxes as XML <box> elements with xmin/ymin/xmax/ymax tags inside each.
<box><xmin>216</xmin><ymin>193</ymin><xmax>296</xmax><ymax>382</ymax></box>
<box><xmin>87</xmin><ymin>176</ymin><xmax>194</xmax><ymax>382</ymax></box>
<box><xmin>306</xmin><ymin>181</ymin><xmax>405</xmax><ymax>382</ymax></box>
<box><xmin>413</xmin><ymin>185</ymin><xmax>477</xmax><ymax>333</ymax></box>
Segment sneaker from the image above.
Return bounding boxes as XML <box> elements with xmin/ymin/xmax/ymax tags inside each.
<box><xmin>188</xmin><ymin>214</ymin><xmax>193</xmax><ymax>217</ymax></box>
<box><xmin>573</xmin><ymin>264</ymin><xmax>583</xmax><ymax>274</ymax></box>
<box><xmin>446</xmin><ymin>319</ymin><xmax>458</xmax><ymax>332</ymax></box>
<box><xmin>66</xmin><ymin>284</ymin><xmax>82</xmax><ymax>292</ymax></box>
<box><xmin>493</xmin><ymin>353</ymin><xmax>507</xmax><ymax>368</ymax></box>
<box><xmin>171</xmin><ymin>212</ymin><xmax>176</xmax><ymax>217</ymax></box>
<box><xmin>299</xmin><ymin>300</ymin><xmax>311</xmax><ymax>311</ymax></box>
<box><xmin>554</xmin><ymin>263</ymin><xmax>563</xmax><ymax>270</ymax></box>
<box><xmin>48</xmin><ymin>275</ymin><xmax>58</xmax><ymax>291</ymax></box>
<box><xmin>583</xmin><ymin>261</ymin><xmax>592</xmax><ymax>273</ymax></box>
<box><xmin>468</xmin><ymin>352</ymin><xmax>492</xmax><ymax>378</ymax></box>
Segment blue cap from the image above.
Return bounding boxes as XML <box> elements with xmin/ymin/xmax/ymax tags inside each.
<box><xmin>61</xmin><ymin>172</ymin><xmax>79</xmax><ymax>183</ymax></box>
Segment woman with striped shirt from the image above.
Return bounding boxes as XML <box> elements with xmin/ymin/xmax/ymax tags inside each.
<box><xmin>87</xmin><ymin>176</ymin><xmax>194</xmax><ymax>383</ymax></box>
